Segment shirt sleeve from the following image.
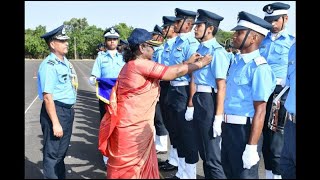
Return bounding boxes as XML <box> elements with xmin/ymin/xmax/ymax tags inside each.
<box><xmin>40</xmin><ymin>63</ymin><xmax>58</xmax><ymax>94</ymax></box>
<box><xmin>252</xmin><ymin>65</ymin><xmax>276</xmax><ymax>102</ymax></box>
<box><xmin>91</xmin><ymin>55</ymin><xmax>102</xmax><ymax>77</ymax></box>
<box><xmin>212</xmin><ymin>48</ymin><xmax>230</xmax><ymax>79</ymax></box>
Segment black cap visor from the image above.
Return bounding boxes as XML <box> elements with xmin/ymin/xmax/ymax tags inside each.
<box><xmin>264</xmin><ymin>15</ymin><xmax>282</xmax><ymax>22</ymax></box>
<box><xmin>231</xmin><ymin>25</ymin><xmax>250</xmax><ymax>31</ymax></box>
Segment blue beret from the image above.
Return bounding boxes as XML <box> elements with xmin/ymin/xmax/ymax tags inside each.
<box><xmin>231</xmin><ymin>11</ymin><xmax>272</xmax><ymax>36</ymax></box>
<box><xmin>104</xmin><ymin>27</ymin><xmax>120</xmax><ymax>39</ymax></box>
<box><xmin>128</xmin><ymin>28</ymin><xmax>152</xmax><ymax>47</ymax></box>
<box><xmin>40</xmin><ymin>25</ymin><xmax>69</xmax><ymax>41</ymax></box>
<box><xmin>194</xmin><ymin>9</ymin><xmax>224</xmax><ymax>27</ymax></box>
<box><xmin>151</xmin><ymin>25</ymin><xmax>163</xmax><ymax>36</ymax></box>
<box><xmin>162</xmin><ymin>16</ymin><xmax>176</xmax><ymax>27</ymax></box>
<box><xmin>263</xmin><ymin>2</ymin><xmax>290</xmax><ymax>22</ymax></box>
<box><xmin>174</xmin><ymin>8</ymin><xmax>197</xmax><ymax>21</ymax></box>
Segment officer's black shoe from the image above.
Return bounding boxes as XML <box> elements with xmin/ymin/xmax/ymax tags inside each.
<box><xmin>160</xmin><ymin>163</ymin><xmax>178</xmax><ymax>171</ymax></box>
<box><xmin>165</xmin><ymin>175</ymin><xmax>180</xmax><ymax>179</ymax></box>
<box><xmin>158</xmin><ymin>159</ymin><xmax>169</xmax><ymax>167</ymax></box>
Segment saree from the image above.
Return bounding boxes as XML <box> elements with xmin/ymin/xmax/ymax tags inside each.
<box><xmin>99</xmin><ymin>59</ymin><xmax>168</xmax><ymax>179</ymax></box>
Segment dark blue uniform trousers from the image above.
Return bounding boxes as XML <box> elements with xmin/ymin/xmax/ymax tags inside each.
<box><xmin>167</xmin><ymin>85</ymin><xmax>198</xmax><ymax>164</ymax></box>
<box><xmin>221</xmin><ymin>119</ymin><xmax>263</xmax><ymax>179</ymax></box>
<box><xmin>98</xmin><ymin>99</ymin><xmax>106</xmax><ymax>121</ymax></box>
<box><xmin>154</xmin><ymin>102</ymin><xmax>168</xmax><ymax>136</ymax></box>
<box><xmin>193</xmin><ymin>92</ymin><xmax>226</xmax><ymax>179</ymax></box>
<box><xmin>40</xmin><ymin>102</ymin><xmax>74</xmax><ymax>179</ymax></box>
<box><xmin>280</xmin><ymin>119</ymin><xmax>296</xmax><ymax>179</ymax></box>
<box><xmin>155</xmin><ymin>81</ymin><xmax>170</xmax><ymax>136</ymax></box>
<box><xmin>262</xmin><ymin>85</ymin><xmax>288</xmax><ymax>175</ymax></box>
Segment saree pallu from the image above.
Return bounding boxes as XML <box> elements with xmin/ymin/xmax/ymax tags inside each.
<box><xmin>99</xmin><ymin>59</ymin><xmax>168</xmax><ymax>179</ymax></box>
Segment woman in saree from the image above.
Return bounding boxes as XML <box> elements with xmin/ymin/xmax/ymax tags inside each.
<box><xmin>99</xmin><ymin>28</ymin><xmax>212</xmax><ymax>179</ymax></box>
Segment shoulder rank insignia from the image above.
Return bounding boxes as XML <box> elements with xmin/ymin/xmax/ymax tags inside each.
<box><xmin>254</xmin><ymin>56</ymin><xmax>267</xmax><ymax>66</ymax></box>
<box><xmin>47</xmin><ymin>59</ymin><xmax>56</xmax><ymax>66</ymax></box>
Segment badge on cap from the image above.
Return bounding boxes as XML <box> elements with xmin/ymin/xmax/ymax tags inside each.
<box><xmin>175</xmin><ymin>10</ymin><xmax>177</xmax><ymax>16</ymax></box>
<box><xmin>266</xmin><ymin>6</ymin><xmax>274</xmax><ymax>14</ymax></box>
<box><xmin>110</xmin><ymin>28</ymin><xmax>115</xmax><ymax>34</ymax></box>
<box><xmin>62</xmin><ymin>27</ymin><xmax>66</xmax><ymax>35</ymax></box>
<box><xmin>196</xmin><ymin>12</ymin><xmax>200</xmax><ymax>18</ymax></box>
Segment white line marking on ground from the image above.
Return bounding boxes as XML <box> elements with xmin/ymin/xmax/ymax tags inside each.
<box><xmin>25</xmin><ymin>95</ymin><xmax>39</xmax><ymax>114</ymax></box>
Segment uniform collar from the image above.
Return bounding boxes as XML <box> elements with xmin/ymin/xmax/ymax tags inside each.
<box><xmin>201</xmin><ymin>37</ymin><xmax>220</xmax><ymax>48</ymax></box>
<box><xmin>179</xmin><ymin>32</ymin><xmax>193</xmax><ymax>41</ymax></box>
<box><xmin>267</xmin><ymin>28</ymin><xmax>290</xmax><ymax>40</ymax></box>
<box><xmin>105</xmin><ymin>50</ymin><xmax>120</xmax><ymax>57</ymax></box>
<box><xmin>49</xmin><ymin>52</ymin><xmax>67</xmax><ymax>64</ymax></box>
<box><xmin>240</xmin><ymin>49</ymin><xmax>260</xmax><ymax>64</ymax></box>
<box><xmin>167</xmin><ymin>36</ymin><xmax>177</xmax><ymax>44</ymax></box>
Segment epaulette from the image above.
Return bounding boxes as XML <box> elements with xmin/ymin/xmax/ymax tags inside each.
<box><xmin>47</xmin><ymin>59</ymin><xmax>56</xmax><ymax>66</ymax></box>
<box><xmin>254</xmin><ymin>56</ymin><xmax>267</xmax><ymax>66</ymax></box>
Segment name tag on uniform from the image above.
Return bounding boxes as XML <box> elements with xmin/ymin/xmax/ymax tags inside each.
<box><xmin>177</xmin><ymin>47</ymin><xmax>182</xmax><ymax>51</ymax></box>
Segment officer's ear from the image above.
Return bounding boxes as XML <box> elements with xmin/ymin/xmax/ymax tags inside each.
<box><xmin>207</xmin><ymin>25</ymin><xmax>214</xmax><ymax>34</ymax></box>
<box><xmin>283</xmin><ymin>15</ymin><xmax>289</xmax><ymax>24</ymax></box>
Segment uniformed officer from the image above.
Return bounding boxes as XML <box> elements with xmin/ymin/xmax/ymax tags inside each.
<box><xmin>117</xmin><ymin>39</ymin><xmax>128</xmax><ymax>53</ymax></box>
<box><xmin>38</xmin><ymin>25</ymin><xmax>77</xmax><ymax>179</ymax></box>
<box><xmin>192</xmin><ymin>9</ymin><xmax>228</xmax><ymax>179</ymax></box>
<box><xmin>259</xmin><ymin>2</ymin><xmax>295</xmax><ymax>179</ymax></box>
<box><xmin>166</xmin><ymin>8</ymin><xmax>199</xmax><ymax>179</ymax></box>
<box><xmin>280</xmin><ymin>39</ymin><xmax>295</xmax><ymax>179</ymax></box>
<box><xmin>222</xmin><ymin>11</ymin><xmax>276</xmax><ymax>179</ymax></box>
<box><xmin>89</xmin><ymin>27</ymin><xmax>125</xmax><ymax>121</ymax></box>
<box><xmin>158</xmin><ymin>16</ymin><xmax>180</xmax><ymax>172</ymax></box>
<box><xmin>97</xmin><ymin>43</ymin><xmax>106</xmax><ymax>55</ymax></box>
<box><xmin>150</xmin><ymin>23</ymin><xmax>169</xmax><ymax>155</ymax></box>
<box><xmin>89</xmin><ymin>27</ymin><xmax>125</xmax><ymax>166</ymax></box>
<box><xmin>151</xmin><ymin>24</ymin><xmax>164</xmax><ymax>43</ymax></box>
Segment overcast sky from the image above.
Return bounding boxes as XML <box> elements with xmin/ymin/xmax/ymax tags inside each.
<box><xmin>25</xmin><ymin>1</ymin><xmax>296</xmax><ymax>36</ymax></box>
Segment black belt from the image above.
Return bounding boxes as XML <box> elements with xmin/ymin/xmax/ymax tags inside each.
<box><xmin>54</xmin><ymin>100</ymin><xmax>74</xmax><ymax>109</ymax></box>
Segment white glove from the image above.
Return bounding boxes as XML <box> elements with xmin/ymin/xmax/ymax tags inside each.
<box><xmin>213</xmin><ymin>115</ymin><xmax>223</xmax><ymax>137</ymax></box>
<box><xmin>185</xmin><ymin>106</ymin><xmax>194</xmax><ymax>121</ymax></box>
<box><xmin>89</xmin><ymin>76</ymin><xmax>96</xmax><ymax>86</ymax></box>
<box><xmin>242</xmin><ymin>144</ymin><xmax>260</xmax><ymax>169</ymax></box>
<box><xmin>280</xmin><ymin>78</ymin><xmax>286</xmax><ymax>87</ymax></box>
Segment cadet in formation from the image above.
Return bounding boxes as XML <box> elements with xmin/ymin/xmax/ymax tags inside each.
<box><xmin>221</xmin><ymin>11</ymin><xmax>276</xmax><ymax>179</ymax></box>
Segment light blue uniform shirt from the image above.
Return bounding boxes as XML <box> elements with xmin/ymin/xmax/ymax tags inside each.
<box><xmin>284</xmin><ymin>40</ymin><xmax>296</xmax><ymax>114</ymax></box>
<box><xmin>37</xmin><ymin>53</ymin><xmax>76</xmax><ymax>105</ymax></box>
<box><xmin>193</xmin><ymin>38</ymin><xmax>230</xmax><ymax>89</ymax></box>
<box><xmin>169</xmin><ymin>32</ymin><xmax>200</xmax><ymax>82</ymax></box>
<box><xmin>91</xmin><ymin>51</ymin><xmax>125</xmax><ymax>78</ymax></box>
<box><xmin>152</xmin><ymin>44</ymin><xmax>164</xmax><ymax>64</ymax></box>
<box><xmin>224</xmin><ymin>50</ymin><xmax>276</xmax><ymax>117</ymax></box>
<box><xmin>259</xmin><ymin>29</ymin><xmax>295</xmax><ymax>78</ymax></box>
<box><xmin>161</xmin><ymin>37</ymin><xmax>177</xmax><ymax>66</ymax></box>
